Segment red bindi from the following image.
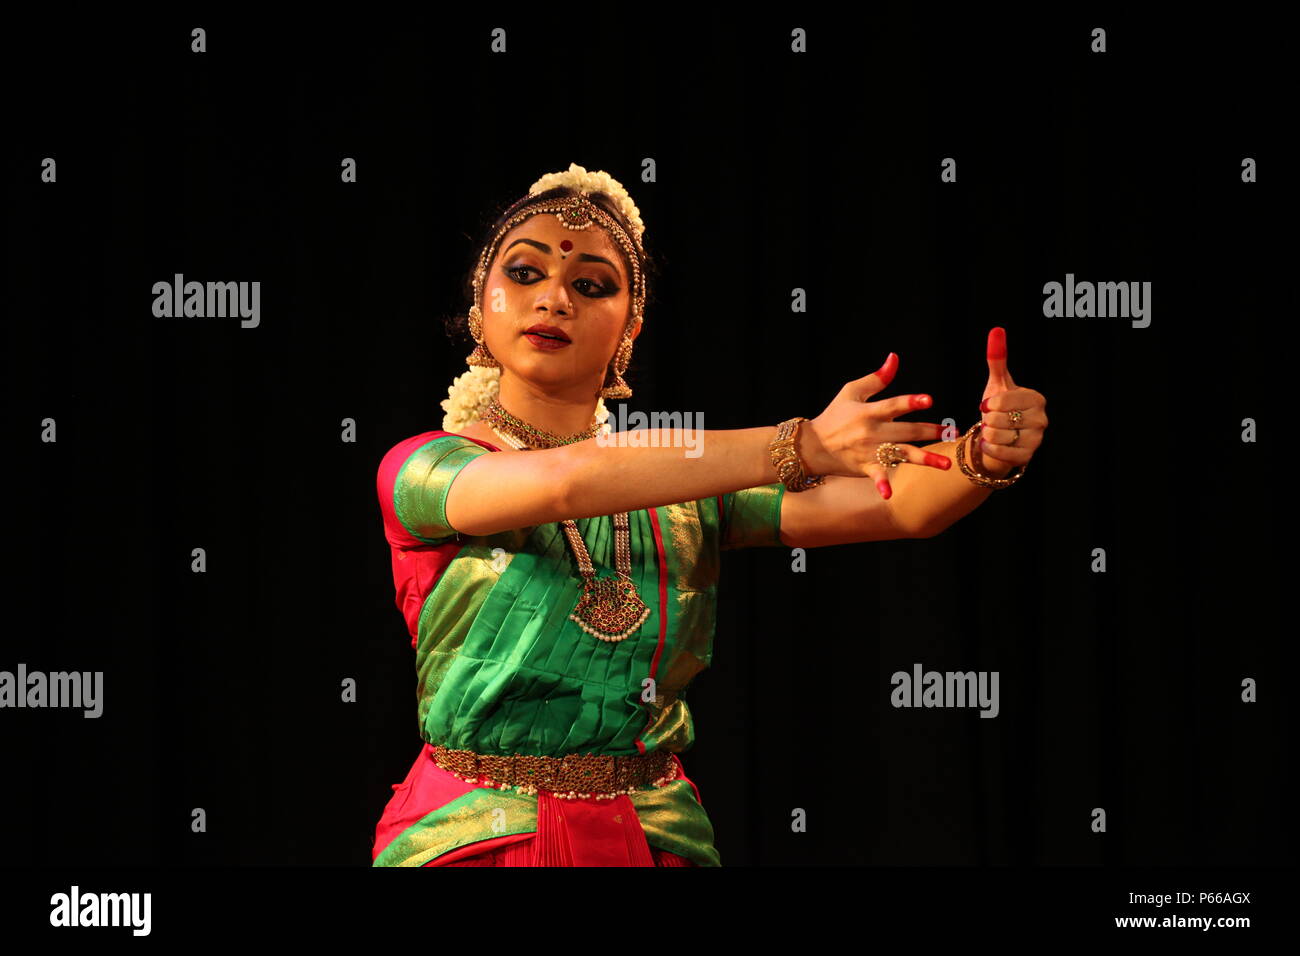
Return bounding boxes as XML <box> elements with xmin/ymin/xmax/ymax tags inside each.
<box><xmin>560</xmin><ymin>239</ymin><xmax>573</xmax><ymax>252</ymax></box>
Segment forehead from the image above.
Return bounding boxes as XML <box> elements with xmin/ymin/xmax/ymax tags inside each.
<box><xmin>497</xmin><ymin>211</ymin><xmax>623</xmax><ymax>262</ymax></box>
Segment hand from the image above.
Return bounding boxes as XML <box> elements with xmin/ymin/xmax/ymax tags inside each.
<box><xmin>974</xmin><ymin>327</ymin><xmax>1048</xmax><ymax>477</ymax></box>
<box><xmin>804</xmin><ymin>352</ymin><xmax>954</xmax><ymax>500</ymax></box>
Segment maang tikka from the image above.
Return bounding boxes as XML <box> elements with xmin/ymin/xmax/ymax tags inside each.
<box><xmin>465</xmin><ymin>193</ymin><xmax>645</xmax><ymax>400</ymax></box>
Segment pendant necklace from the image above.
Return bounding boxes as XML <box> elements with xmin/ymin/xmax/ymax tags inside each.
<box><xmin>480</xmin><ymin>398</ymin><xmax>651</xmax><ymax>643</ymax></box>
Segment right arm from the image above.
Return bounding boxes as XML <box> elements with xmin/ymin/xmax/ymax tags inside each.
<box><xmin>446</xmin><ymin>426</ymin><xmax>784</xmax><ymax>536</ymax></box>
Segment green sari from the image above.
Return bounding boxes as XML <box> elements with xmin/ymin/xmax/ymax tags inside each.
<box><xmin>372</xmin><ymin>430</ymin><xmax>786</xmax><ymax>866</ymax></box>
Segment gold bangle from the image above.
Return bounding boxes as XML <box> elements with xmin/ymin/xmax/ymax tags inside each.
<box><xmin>769</xmin><ymin>417</ymin><xmax>826</xmax><ymax>493</ymax></box>
<box><xmin>955</xmin><ymin>421</ymin><xmax>1026</xmax><ymax>488</ymax></box>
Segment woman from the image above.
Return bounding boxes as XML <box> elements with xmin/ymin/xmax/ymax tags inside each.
<box><xmin>370</xmin><ymin>163</ymin><xmax>1048</xmax><ymax>866</ymax></box>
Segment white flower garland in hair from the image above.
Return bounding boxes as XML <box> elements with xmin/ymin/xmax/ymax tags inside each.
<box><xmin>528</xmin><ymin>162</ymin><xmax>645</xmax><ymax>241</ymax></box>
<box><xmin>440</xmin><ymin>365</ymin><xmax>612</xmax><ymax>437</ymax></box>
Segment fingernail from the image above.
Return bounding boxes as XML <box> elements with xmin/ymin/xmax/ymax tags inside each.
<box><xmin>988</xmin><ymin>327</ymin><xmax>1007</xmax><ymax>360</ymax></box>
<box><xmin>876</xmin><ymin>479</ymin><xmax>891</xmax><ymax>499</ymax></box>
<box><xmin>936</xmin><ymin>424</ymin><xmax>948</xmax><ymax>439</ymax></box>
<box><xmin>910</xmin><ymin>394</ymin><xmax>931</xmax><ymax>410</ymax></box>
<box><xmin>980</xmin><ymin>398</ymin><xmax>990</xmax><ymax>413</ymax></box>
<box><xmin>925</xmin><ymin>453</ymin><xmax>950</xmax><ymax>469</ymax></box>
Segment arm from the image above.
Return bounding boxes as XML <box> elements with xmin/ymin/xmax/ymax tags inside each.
<box><xmin>886</xmin><ymin>438</ymin><xmax>1013</xmax><ymax>538</ymax></box>
<box><xmin>777</xmin><ymin>437</ymin><xmax>1018</xmax><ymax>547</ymax></box>
<box><xmin>446</xmin><ymin>426</ymin><xmax>784</xmax><ymax>537</ymax></box>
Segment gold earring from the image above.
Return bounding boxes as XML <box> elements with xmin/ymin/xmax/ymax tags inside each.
<box><xmin>599</xmin><ymin>330</ymin><xmax>635</xmax><ymax>399</ymax></box>
<box><xmin>466</xmin><ymin>304</ymin><xmax>500</xmax><ymax>368</ymax></box>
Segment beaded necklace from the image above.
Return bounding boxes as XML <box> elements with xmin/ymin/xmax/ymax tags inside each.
<box><xmin>481</xmin><ymin>398</ymin><xmax>650</xmax><ymax>643</ymax></box>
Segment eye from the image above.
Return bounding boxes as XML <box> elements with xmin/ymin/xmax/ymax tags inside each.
<box><xmin>574</xmin><ymin>277</ymin><xmax>615</xmax><ymax>297</ymax></box>
<box><xmin>505</xmin><ymin>265</ymin><xmax>539</xmax><ymax>283</ymax></box>
<box><xmin>505</xmin><ymin>265</ymin><xmax>617</xmax><ymax>298</ymax></box>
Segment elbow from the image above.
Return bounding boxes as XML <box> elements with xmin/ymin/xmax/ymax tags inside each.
<box><xmin>906</xmin><ymin>520</ymin><xmax>940</xmax><ymax>540</ymax></box>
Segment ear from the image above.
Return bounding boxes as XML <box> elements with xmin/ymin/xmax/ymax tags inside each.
<box><xmin>630</xmin><ymin>318</ymin><xmax>643</xmax><ymax>342</ymax></box>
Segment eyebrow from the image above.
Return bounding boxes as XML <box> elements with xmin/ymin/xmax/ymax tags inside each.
<box><xmin>504</xmin><ymin>238</ymin><xmax>621</xmax><ymax>277</ymax></box>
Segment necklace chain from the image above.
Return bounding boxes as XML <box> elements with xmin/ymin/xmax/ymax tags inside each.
<box><xmin>481</xmin><ymin>398</ymin><xmax>601</xmax><ymax>448</ymax></box>
<box><xmin>482</xmin><ymin>399</ymin><xmax>649</xmax><ymax>643</ymax></box>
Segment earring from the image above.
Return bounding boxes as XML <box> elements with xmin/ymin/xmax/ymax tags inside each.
<box><xmin>466</xmin><ymin>304</ymin><xmax>500</xmax><ymax>368</ymax></box>
<box><xmin>598</xmin><ymin>330</ymin><xmax>635</xmax><ymax>399</ymax></box>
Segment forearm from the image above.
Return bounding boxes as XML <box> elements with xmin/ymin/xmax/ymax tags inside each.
<box><xmin>557</xmin><ymin>427</ymin><xmax>782</xmax><ymax>520</ymax></box>
<box><xmin>884</xmin><ymin>439</ymin><xmax>1010</xmax><ymax>537</ymax></box>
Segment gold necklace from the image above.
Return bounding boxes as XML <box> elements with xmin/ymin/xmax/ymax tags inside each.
<box><xmin>483</xmin><ymin>400</ymin><xmax>650</xmax><ymax>643</ymax></box>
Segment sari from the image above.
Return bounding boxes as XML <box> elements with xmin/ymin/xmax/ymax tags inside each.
<box><xmin>370</xmin><ymin>430</ymin><xmax>786</xmax><ymax>867</ymax></box>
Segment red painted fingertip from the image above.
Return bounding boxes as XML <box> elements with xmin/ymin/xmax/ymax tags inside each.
<box><xmin>877</xmin><ymin>479</ymin><xmax>891</xmax><ymax>499</ymax></box>
<box><xmin>910</xmin><ymin>394</ymin><xmax>932</xmax><ymax>410</ymax></box>
<box><xmin>875</xmin><ymin>352</ymin><xmax>898</xmax><ymax>387</ymax></box>
<box><xmin>987</xmin><ymin>327</ymin><xmax>1007</xmax><ymax>361</ymax></box>
<box><xmin>980</xmin><ymin>397</ymin><xmax>990</xmax><ymax>413</ymax></box>
<box><xmin>926</xmin><ymin>453</ymin><xmax>951</xmax><ymax>469</ymax></box>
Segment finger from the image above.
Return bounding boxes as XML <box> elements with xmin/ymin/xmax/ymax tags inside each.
<box><xmin>986</xmin><ymin>327</ymin><xmax>1016</xmax><ymax>390</ymax></box>
<box><xmin>979</xmin><ymin>423</ymin><xmax>1036</xmax><ymax>445</ymax></box>
<box><xmin>870</xmin><ymin>420</ymin><xmax>951</xmax><ymax>443</ymax></box>
<box><xmin>981</xmin><ymin>408</ymin><xmax>1048</xmax><ymax>431</ymax></box>
<box><xmin>980</xmin><ymin>387</ymin><xmax>1036</xmax><ymax>415</ymax></box>
<box><xmin>838</xmin><ymin>352</ymin><xmax>898</xmax><ymax>401</ymax></box>
<box><xmin>872</xmin><ymin>443</ymin><xmax>953</xmax><ymax>473</ymax></box>
<box><xmin>978</xmin><ymin>435</ymin><xmax>1033</xmax><ymax>465</ymax></box>
<box><xmin>865</xmin><ymin>463</ymin><xmax>893</xmax><ymax>500</ymax></box>
<box><xmin>868</xmin><ymin>392</ymin><xmax>935</xmax><ymax>420</ymax></box>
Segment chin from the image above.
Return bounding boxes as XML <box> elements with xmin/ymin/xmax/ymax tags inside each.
<box><xmin>507</xmin><ymin>352</ymin><xmax>595</xmax><ymax>388</ymax></box>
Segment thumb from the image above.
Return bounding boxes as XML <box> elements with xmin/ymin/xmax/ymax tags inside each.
<box><xmin>985</xmin><ymin>327</ymin><xmax>1016</xmax><ymax>391</ymax></box>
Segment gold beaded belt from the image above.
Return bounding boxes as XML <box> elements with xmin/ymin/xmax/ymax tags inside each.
<box><xmin>429</xmin><ymin>745</ymin><xmax>678</xmax><ymax>800</ymax></box>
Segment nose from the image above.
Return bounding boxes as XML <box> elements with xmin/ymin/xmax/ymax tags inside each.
<box><xmin>534</xmin><ymin>274</ymin><xmax>572</xmax><ymax>316</ymax></box>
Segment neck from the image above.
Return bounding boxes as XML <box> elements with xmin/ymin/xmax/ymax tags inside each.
<box><xmin>495</xmin><ymin>369</ymin><xmax>600</xmax><ymax>438</ymax></box>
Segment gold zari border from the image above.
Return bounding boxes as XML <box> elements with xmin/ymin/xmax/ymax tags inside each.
<box><xmin>430</xmin><ymin>746</ymin><xmax>678</xmax><ymax>799</ymax></box>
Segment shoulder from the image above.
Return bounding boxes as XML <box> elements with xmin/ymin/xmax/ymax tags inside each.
<box><xmin>377</xmin><ymin>430</ymin><xmax>497</xmax><ymax>481</ymax></box>
<box><xmin>376</xmin><ymin>430</ymin><xmax>499</xmax><ymax>547</ymax></box>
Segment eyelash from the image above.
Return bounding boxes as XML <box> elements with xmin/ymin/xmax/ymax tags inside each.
<box><xmin>505</xmin><ymin>264</ymin><xmax>616</xmax><ymax>298</ymax></box>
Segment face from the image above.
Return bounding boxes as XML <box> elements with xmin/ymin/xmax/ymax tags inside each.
<box><xmin>480</xmin><ymin>212</ymin><xmax>640</xmax><ymax>393</ymax></box>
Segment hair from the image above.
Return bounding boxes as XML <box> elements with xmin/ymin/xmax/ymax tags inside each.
<box><xmin>441</xmin><ymin>185</ymin><xmax>659</xmax><ymax>352</ymax></box>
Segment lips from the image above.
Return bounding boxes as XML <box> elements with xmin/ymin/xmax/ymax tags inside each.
<box><xmin>523</xmin><ymin>324</ymin><xmax>571</xmax><ymax>343</ymax></box>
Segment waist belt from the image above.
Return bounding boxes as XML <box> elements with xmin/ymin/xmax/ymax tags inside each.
<box><xmin>429</xmin><ymin>745</ymin><xmax>678</xmax><ymax>800</ymax></box>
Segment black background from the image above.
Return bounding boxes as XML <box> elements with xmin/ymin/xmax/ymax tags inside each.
<box><xmin>2</xmin><ymin>4</ymin><xmax>1292</xmax><ymax>909</ymax></box>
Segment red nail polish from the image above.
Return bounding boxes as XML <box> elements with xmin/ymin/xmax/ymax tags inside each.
<box><xmin>911</xmin><ymin>394</ymin><xmax>931</xmax><ymax>410</ymax></box>
<box><xmin>987</xmin><ymin>327</ymin><xmax>1007</xmax><ymax>361</ymax></box>
<box><xmin>877</xmin><ymin>480</ymin><xmax>891</xmax><ymax>499</ymax></box>
<box><xmin>980</xmin><ymin>398</ymin><xmax>990</xmax><ymax>413</ymax></box>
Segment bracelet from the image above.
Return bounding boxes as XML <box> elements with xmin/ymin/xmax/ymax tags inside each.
<box><xmin>769</xmin><ymin>417</ymin><xmax>826</xmax><ymax>493</ymax></box>
<box><xmin>955</xmin><ymin>421</ymin><xmax>1026</xmax><ymax>488</ymax></box>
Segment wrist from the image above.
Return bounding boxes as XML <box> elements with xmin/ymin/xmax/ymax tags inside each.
<box><xmin>797</xmin><ymin>418</ymin><xmax>833</xmax><ymax>477</ymax></box>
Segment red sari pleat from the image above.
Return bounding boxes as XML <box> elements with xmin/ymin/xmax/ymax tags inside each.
<box><xmin>426</xmin><ymin>789</ymin><xmax>693</xmax><ymax>867</ymax></box>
